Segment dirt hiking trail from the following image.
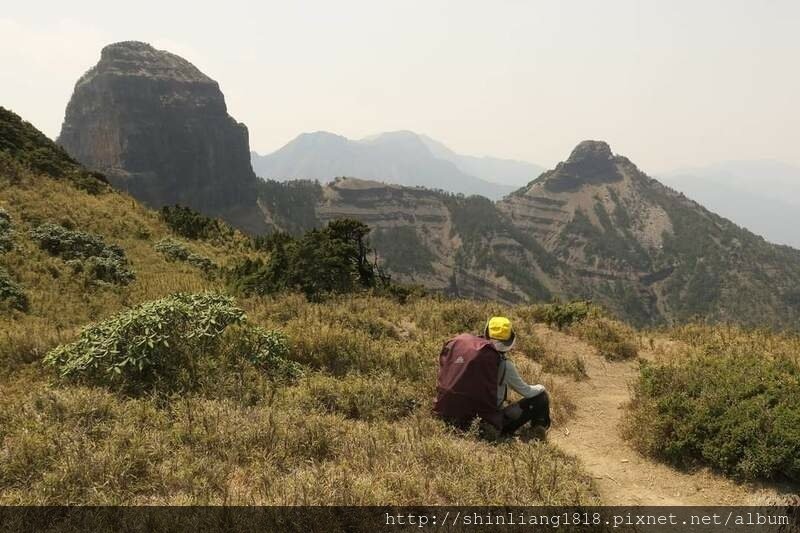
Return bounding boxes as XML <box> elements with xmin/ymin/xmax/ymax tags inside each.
<box><xmin>534</xmin><ymin>324</ymin><xmax>794</xmax><ymax>505</ymax></box>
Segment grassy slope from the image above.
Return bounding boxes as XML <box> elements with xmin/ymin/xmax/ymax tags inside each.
<box><xmin>3</xmin><ymin>109</ymin><xmax>796</xmax><ymax>504</ymax></box>
<box><xmin>0</xmin><ymin>115</ymin><xmax>595</xmax><ymax>504</ymax></box>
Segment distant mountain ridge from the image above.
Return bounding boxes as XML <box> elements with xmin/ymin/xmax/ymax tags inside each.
<box><xmin>659</xmin><ymin>160</ymin><xmax>800</xmax><ymax>248</ymax></box>
<box><xmin>257</xmin><ymin>141</ymin><xmax>800</xmax><ymax>329</ymax></box>
<box><xmin>49</xmin><ymin>42</ymin><xmax>800</xmax><ymax>329</ymax></box>
<box><xmin>416</xmin><ymin>134</ymin><xmax>545</xmax><ymax>187</ymax></box>
<box><xmin>251</xmin><ymin>130</ymin><xmax>542</xmax><ymax>200</ymax></box>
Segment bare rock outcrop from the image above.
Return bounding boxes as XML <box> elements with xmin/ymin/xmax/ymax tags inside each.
<box><xmin>58</xmin><ymin>41</ymin><xmax>267</xmax><ymax>233</ymax></box>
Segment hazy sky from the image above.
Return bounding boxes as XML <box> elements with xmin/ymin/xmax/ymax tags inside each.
<box><xmin>2</xmin><ymin>0</ymin><xmax>799</xmax><ymax>173</ymax></box>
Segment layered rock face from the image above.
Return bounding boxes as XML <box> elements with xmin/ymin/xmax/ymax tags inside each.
<box><xmin>500</xmin><ymin>140</ymin><xmax>800</xmax><ymax>326</ymax></box>
<box><xmin>260</xmin><ymin>142</ymin><xmax>800</xmax><ymax>328</ymax></box>
<box><xmin>315</xmin><ymin>178</ymin><xmax>558</xmax><ymax>302</ymax></box>
<box><xmin>58</xmin><ymin>41</ymin><xmax>267</xmax><ymax>233</ymax></box>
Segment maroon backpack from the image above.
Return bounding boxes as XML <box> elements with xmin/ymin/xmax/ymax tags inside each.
<box><xmin>433</xmin><ymin>333</ymin><xmax>504</xmax><ymax>429</ymax></box>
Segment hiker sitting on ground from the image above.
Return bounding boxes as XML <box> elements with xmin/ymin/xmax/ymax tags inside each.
<box><xmin>433</xmin><ymin>316</ymin><xmax>551</xmax><ymax>437</ymax></box>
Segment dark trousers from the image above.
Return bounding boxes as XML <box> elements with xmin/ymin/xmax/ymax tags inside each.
<box><xmin>501</xmin><ymin>391</ymin><xmax>550</xmax><ymax>435</ymax></box>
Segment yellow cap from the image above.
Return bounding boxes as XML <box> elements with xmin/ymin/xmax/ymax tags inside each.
<box><xmin>487</xmin><ymin>316</ymin><xmax>513</xmax><ymax>341</ymax></box>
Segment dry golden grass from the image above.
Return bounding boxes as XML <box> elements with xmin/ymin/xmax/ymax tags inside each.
<box><xmin>0</xmin><ymin>170</ymin><xmax>597</xmax><ymax>505</ymax></box>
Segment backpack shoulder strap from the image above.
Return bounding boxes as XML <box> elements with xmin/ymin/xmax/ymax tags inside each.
<box><xmin>498</xmin><ymin>355</ymin><xmax>508</xmax><ymax>406</ymax></box>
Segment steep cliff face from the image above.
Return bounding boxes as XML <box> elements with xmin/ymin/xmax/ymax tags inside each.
<box><xmin>58</xmin><ymin>41</ymin><xmax>267</xmax><ymax>233</ymax></box>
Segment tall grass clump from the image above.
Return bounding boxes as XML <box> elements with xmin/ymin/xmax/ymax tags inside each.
<box><xmin>625</xmin><ymin>327</ymin><xmax>800</xmax><ymax>481</ymax></box>
<box><xmin>527</xmin><ymin>301</ymin><xmax>593</xmax><ymax>330</ymax></box>
<box><xmin>524</xmin><ymin>301</ymin><xmax>637</xmax><ymax>360</ymax></box>
<box><xmin>570</xmin><ymin>315</ymin><xmax>638</xmax><ymax>360</ymax></box>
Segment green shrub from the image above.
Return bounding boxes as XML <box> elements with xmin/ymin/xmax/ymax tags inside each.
<box><xmin>235</xmin><ymin>326</ymin><xmax>303</xmax><ymax>382</ymax></box>
<box><xmin>0</xmin><ymin>266</ymin><xmax>28</xmax><ymax>311</ymax></box>
<box><xmin>230</xmin><ymin>219</ymin><xmax>381</xmax><ymax>300</ymax></box>
<box><xmin>154</xmin><ymin>238</ymin><xmax>216</xmax><ymax>275</ymax></box>
<box><xmin>72</xmin><ymin>255</ymin><xmax>135</xmax><ymax>285</ymax></box>
<box><xmin>570</xmin><ymin>316</ymin><xmax>638</xmax><ymax>360</ymax></box>
<box><xmin>625</xmin><ymin>351</ymin><xmax>800</xmax><ymax>481</ymax></box>
<box><xmin>31</xmin><ymin>223</ymin><xmax>120</xmax><ymax>260</ymax></box>
<box><xmin>44</xmin><ymin>293</ymin><xmax>246</xmax><ymax>392</ymax></box>
<box><xmin>533</xmin><ymin>301</ymin><xmax>593</xmax><ymax>330</ymax></box>
<box><xmin>160</xmin><ymin>205</ymin><xmax>227</xmax><ymax>240</ymax></box>
<box><xmin>154</xmin><ymin>238</ymin><xmax>191</xmax><ymax>261</ymax></box>
<box><xmin>30</xmin><ymin>223</ymin><xmax>134</xmax><ymax>285</ymax></box>
<box><xmin>0</xmin><ymin>208</ymin><xmax>13</xmax><ymax>253</ymax></box>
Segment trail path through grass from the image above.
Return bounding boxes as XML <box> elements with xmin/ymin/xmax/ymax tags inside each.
<box><xmin>535</xmin><ymin>324</ymin><xmax>792</xmax><ymax>505</ymax></box>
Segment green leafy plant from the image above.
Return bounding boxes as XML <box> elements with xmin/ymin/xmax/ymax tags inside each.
<box><xmin>570</xmin><ymin>315</ymin><xmax>638</xmax><ymax>360</ymax></box>
<box><xmin>533</xmin><ymin>301</ymin><xmax>593</xmax><ymax>330</ymax></box>
<box><xmin>234</xmin><ymin>326</ymin><xmax>302</xmax><ymax>381</ymax></box>
<box><xmin>154</xmin><ymin>238</ymin><xmax>216</xmax><ymax>275</ymax></box>
<box><xmin>44</xmin><ymin>293</ymin><xmax>246</xmax><ymax>392</ymax></box>
<box><xmin>160</xmin><ymin>205</ymin><xmax>228</xmax><ymax>240</ymax></box>
<box><xmin>230</xmin><ymin>218</ymin><xmax>384</xmax><ymax>300</ymax></box>
<box><xmin>626</xmin><ymin>350</ymin><xmax>800</xmax><ymax>481</ymax></box>
<box><xmin>30</xmin><ymin>223</ymin><xmax>134</xmax><ymax>284</ymax></box>
<box><xmin>0</xmin><ymin>266</ymin><xmax>28</xmax><ymax>311</ymax></box>
<box><xmin>0</xmin><ymin>208</ymin><xmax>13</xmax><ymax>253</ymax></box>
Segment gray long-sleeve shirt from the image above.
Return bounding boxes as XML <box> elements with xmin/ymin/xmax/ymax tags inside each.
<box><xmin>497</xmin><ymin>358</ymin><xmax>545</xmax><ymax>407</ymax></box>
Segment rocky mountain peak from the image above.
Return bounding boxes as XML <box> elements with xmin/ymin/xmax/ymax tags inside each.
<box><xmin>58</xmin><ymin>42</ymin><xmax>267</xmax><ymax>233</ymax></box>
<box><xmin>536</xmin><ymin>140</ymin><xmax>622</xmax><ymax>193</ymax></box>
<box><xmin>83</xmin><ymin>41</ymin><xmax>214</xmax><ymax>85</ymax></box>
<box><xmin>567</xmin><ymin>140</ymin><xmax>614</xmax><ymax>163</ymax></box>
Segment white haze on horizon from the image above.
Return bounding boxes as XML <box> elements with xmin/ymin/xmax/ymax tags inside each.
<box><xmin>1</xmin><ymin>0</ymin><xmax>799</xmax><ymax>179</ymax></box>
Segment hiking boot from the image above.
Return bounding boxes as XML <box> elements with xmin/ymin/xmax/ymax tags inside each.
<box><xmin>530</xmin><ymin>425</ymin><xmax>548</xmax><ymax>441</ymax></box>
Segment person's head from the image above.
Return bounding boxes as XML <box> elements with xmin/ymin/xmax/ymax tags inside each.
<box><xmin>483</xmin><ymin>316</ymin><xmax>516</xmax><ymax>352</ymax></box>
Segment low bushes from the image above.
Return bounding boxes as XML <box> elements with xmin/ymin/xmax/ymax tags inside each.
<box><xmin>529</xmin><ymin>301</ymin><xmax>593</xmax><ymax>330</ymax></box>
<box><xmin>0</xmin><ymin>208</ymin><xmax>13</xmax><ymax>252</ymax></box>
<box><xmin>625</xmin><ymin>349</ymin><xmax>800</xmax><ymax>481</ymax></box>
<box><xmin>44</xmin><ymin>293</ymin><xmax>301</xmax><ymax>394</ymax></box>
<box><xmin>154</xmin><ymin>238</ymin><xmax>216</xmax><ymax>275</ymax></box>
<box><xmin>44</xmin><ymin>293</ymin><xmax>246</xmax><ymax>392</ymax></box>
<box><xmin>160</xmin><ymin>205</ymin><xmax>228</xmax><ymax>241</ymax></box>
<box><xmin>0</xmin><ymin>267</ymin><xmax>28</xmax><ymax>311</ymax></box>
<box><xmin>230</xmin><ymin>326</ymin><xmax>303</xmax><ymax>382</ymax></box>
<box><xmin>0</xmin><ymin>209</ymin><xmax>26</xmax><ymax>311</ymax></box>
<box><xmin>230</xmin><ymin>219</ymin><xmax>383</xmax><ymax>300</ymax></box>
<box><xmin>31</xmin><ymin>223</ymin><xmax>134</xmax><ymax>285</ymax></box>
<box><xmin>570</xmin><ymin>316</ymin><xmax>638</xmax><ymax>360</ymax></box>
<box><xmin>522</xmin><ymin>301</ymin><xmax>637</xmax><ymax>360</ymax></box>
